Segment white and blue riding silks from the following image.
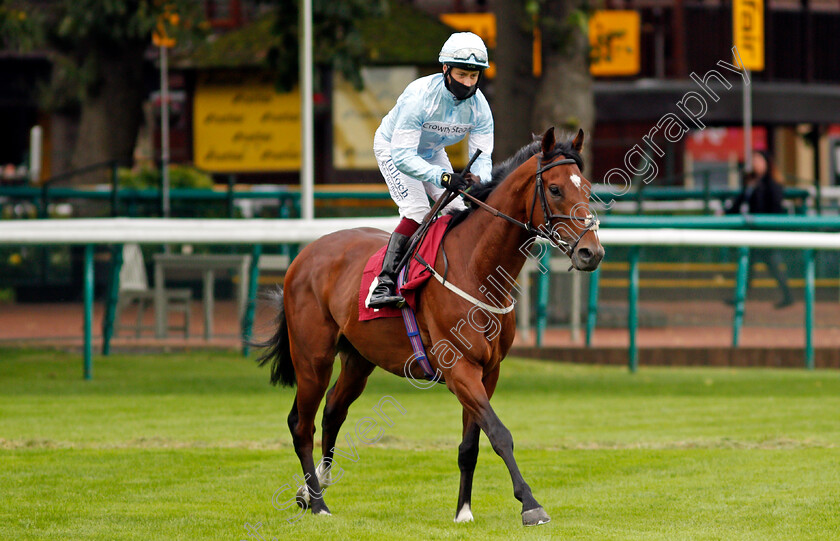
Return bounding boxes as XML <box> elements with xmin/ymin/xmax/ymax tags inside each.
<box><xmin>374</xmin><ymin>73</ymin><xmax>494</xmax><ymax>188</ymax></box>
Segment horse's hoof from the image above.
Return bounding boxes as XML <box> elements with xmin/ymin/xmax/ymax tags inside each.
<box><xmin>295</xmin><ymin>485</ymin><xmax>309</xmax><ymax>509</ymax></box>
<box><xmin>453</xmin><ymin>503</ymin><xmax>474</xmax><ymax>523</ymax></box>
<box><xmin>311</xmin><ymin>501</ymin><xmax>331</xmax><ymax>516</ymax></box>
<box><xmin>522</xmin><ymin>506</ymin><xmax>551</xmax><ymax>526</ymax></box>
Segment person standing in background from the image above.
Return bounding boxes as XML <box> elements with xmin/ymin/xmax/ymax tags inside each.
<box><xmin>726</xmin><ymin>150</ymin><xmax>794</xmax><ymax>308</ymax></box>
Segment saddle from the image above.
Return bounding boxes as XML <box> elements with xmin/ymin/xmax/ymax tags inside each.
<box><xmin>358</xmin><ymin>214</ymin><xmax>453</xmax><ymax>322</ymax></box>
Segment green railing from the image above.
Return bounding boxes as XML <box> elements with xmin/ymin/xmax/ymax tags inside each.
<box><xmin>593</xmin><ymin>185</ymin><xmax>811</xmax><ymax>215</ymax></box>
<box><xmin>597</xmin><ymin>215</ymin><xmax>840</xmax><ymax>229</ymax></box>
<box><xmin>1</xmin><ymin>183</ymin><xmax>813</xmax><ymax>220</ymax></box>
<box><xmin>0</xmin><ymin>161</ymin><xmax>121</xmax><ymax>218</ymax></box>
<box><xmin>1</xmin><ymin>165</ymin><xmax>819</xmax><ymax>219</ymax></box>
<box><xmin>0</xmin><ymin>183</ymin><xmax>302</xmax><ymax>218</ymax></box>
<box><xmin>0</xmin><ymin>161</ymin><xmax>393</xmax><ymax>219</ymax></box>
<box><xmin>532</xmin><ymin>215</ymin><xmax>840</xmax><ymax>371</ymax></box>
<box><xmin>593</xmin><ymin>166</ymin><xmax>815</xmax><ymax>216</ymax></box>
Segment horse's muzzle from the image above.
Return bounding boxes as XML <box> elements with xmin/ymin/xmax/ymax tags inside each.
<box><xmin>571</xmin><ymin>244</ymin><xmax>604</xmax><ymax>272</ymax></box>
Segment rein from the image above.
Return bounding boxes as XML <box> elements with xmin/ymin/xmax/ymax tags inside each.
<box><xmin>457</xmin><ymin>154</ymin><xmax>599</xmax><ymax>253</ymax></box>
<box><xmin>413</xmin><ymin>253</ymin><xmax>516</xmax><ymax>315</ymax></box>
<box><xmin>403</xmin><ymin>151</ymin><xmax>602</xmax><ymax>319</ymax></box>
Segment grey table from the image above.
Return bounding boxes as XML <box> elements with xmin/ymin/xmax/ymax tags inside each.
<box><xmin>153</xmin><ymin>253</ymin><xmax>251</xmax><ymax>339</ymax></box>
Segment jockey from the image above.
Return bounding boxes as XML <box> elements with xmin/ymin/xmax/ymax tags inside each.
<box><xmin>368</xmin><ymin>31</ymin><xmax>494</xmax><ymax>309</ymax></box>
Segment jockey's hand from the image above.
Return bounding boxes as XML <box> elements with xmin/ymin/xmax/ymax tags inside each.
<box><xmin>440</xmin><ymin>172</ymin><xmax>468</xmax><ymax>193</ymax></box>
<box><xmin>463</xmin><ymin>173</ymin><xmax>480</xmax><ymax>190</ymax></box>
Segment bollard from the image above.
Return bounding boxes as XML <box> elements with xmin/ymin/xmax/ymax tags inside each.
<box><xmin>628</xmin><ymin>247</ymin><xmax>639</xmax><ymax>373</ymax></box>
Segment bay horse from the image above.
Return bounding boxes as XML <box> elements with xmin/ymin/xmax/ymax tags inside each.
<box><xmin>256</xmin><ymin>127</ymin><xmax>604</xmax><ymax>526</ymax></box>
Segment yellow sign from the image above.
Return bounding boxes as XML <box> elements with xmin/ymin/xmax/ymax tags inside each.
<box><xmin>439</xmin><ymin>13</ymin><xmax>496</xmax><ymax>47</ymax></box>
<box><xmin>332</xmin><ymin>67</ymin><xmax>469</xmax><ymax>170</ymax></box>
<box><xmin>589</xmin><ymin>10</ymin><xmax>640</xmax><ymax>77</ymax></box>
<box><xmin>333</xmin><ymin>67</ymin><xmax>417</xmax><ymax>169</ymax></box>
<box><xmin>439</xmin><ymin>13</ymin><xmax>497</xmax><ymax>78</ymax></box>
<box><xmin>733</xmin><ymin>0</ymin><xmax>764</xmax><ymax>71</ymax></box>
<box><xmin>193</xmin><ymin>73</ymin><xmax>300</xmax><ymax>172</ymax></box>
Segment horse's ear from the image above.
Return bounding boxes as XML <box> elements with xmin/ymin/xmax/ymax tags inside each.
<box><xmin>541</xmin><ymin>127</ymin><xmax>556</xmax><ymax>155</ymax></box>
<box><xmin>572</xmin><ymin>128</ymin><xmax>585</xmax><ymax>153</ymax></box>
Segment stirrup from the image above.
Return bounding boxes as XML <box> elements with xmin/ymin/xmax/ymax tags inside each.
<box><xmin>370</xmin><ymin>298</ymin><xmax>405</xmax><ymax>309</ymax></box>
<box><xmin>368</xmin><ymin>292</ymin><xmax>406</xmax><ymax>309</ymax></box>
<box><xmin>368</xmin><ymin>278</ymin><xmax>405</xmax><ymax>308</ymax></box>
<box><xmin>368</xmin><ymin>296</ymin><xmax>406</xmax><ymax>309</ymax></box>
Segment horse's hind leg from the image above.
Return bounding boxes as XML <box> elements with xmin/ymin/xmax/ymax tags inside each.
<box><xmin>454</xmin><ymin>366</ymin><xmax>499</xmax><ymax>523</ymax></box>
<box><xmin>286</xmin><ymin>317</ymin><xmax>338</xmax><ymax>515</ymax></box>
<box><xmin>318</xmin><ymin>349</ymin><xmax>376</xmax><ymax>486</ymax></box>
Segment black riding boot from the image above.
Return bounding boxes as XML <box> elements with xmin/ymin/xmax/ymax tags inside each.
<box><xmin>368</xmin><ymin>232</ymin><xmax>410</xmax><ymax>308</ymax></box>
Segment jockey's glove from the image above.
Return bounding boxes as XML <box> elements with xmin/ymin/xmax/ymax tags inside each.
<box><xmin>441</xmin><ymin>171</ymin><xmax>468</xmax><ymax>193</ymax></box>
<box><xmin>463</xmin><ymin>173</ymin><xmax>480</xmax><ymax>188</ymax></box>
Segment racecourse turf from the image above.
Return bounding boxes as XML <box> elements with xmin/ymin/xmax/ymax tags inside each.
<box><xmin>1</xmin><ymin>349</ymin><xmax>838</xmax><ymax>540</ymax></box>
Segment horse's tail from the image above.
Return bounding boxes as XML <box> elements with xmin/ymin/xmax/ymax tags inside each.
<box><xmin>253</xmin><ymin>286</ymin><xmax>296</xmax><ymax>387</ymax></box>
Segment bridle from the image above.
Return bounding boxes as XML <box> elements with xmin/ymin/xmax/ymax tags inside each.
<box><xmin>403</xmin><ymin>151</ymin><xmax>601</xmax><ymax>382</ymax></box>
<box><xmin>405</xmin><ymin>151</ymin><xmax>601</xmax><ymax>345</ymax></box>
<box><xmin>458</xmin><ymin>153</ymin><xmax>600</xmax><ymax>253</ymax></box>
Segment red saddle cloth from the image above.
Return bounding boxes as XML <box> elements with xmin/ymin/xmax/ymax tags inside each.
<box><xmin>358</xmin><ymin>215</ymin><xmax>453</xmax><ymax>321</ymax></box>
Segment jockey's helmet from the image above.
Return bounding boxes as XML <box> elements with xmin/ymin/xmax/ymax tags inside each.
<box><xmin>438</xmin><ymin>32</ymin><xmax>489</xmax><ymax>72</ymax></box>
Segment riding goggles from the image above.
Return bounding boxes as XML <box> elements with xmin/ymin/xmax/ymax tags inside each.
<box><xmin>447</xmin><ymin>47</ymin><xmax>488</xmax><ymax>64</ymax></box>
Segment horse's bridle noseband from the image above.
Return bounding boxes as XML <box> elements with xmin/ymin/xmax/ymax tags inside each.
<box><xmin>529</xmin><ymin>155</ymin><xmax>600</xmax><ymax>252</ymax></box>
<box><xmin>458</xmin><ymin>153</ymin><xmax>600</xmax><ymax>253</ymax></box>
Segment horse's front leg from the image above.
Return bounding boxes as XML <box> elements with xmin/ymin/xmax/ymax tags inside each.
<box><xmin>447</xmin><ymin>361</ymin><xmax>550</xmax><ymax>526</ymax></box>
<box><xmin>454</xmin><ymin>366</ymin><xmax>501</xmax><ymax>523</ymax></box>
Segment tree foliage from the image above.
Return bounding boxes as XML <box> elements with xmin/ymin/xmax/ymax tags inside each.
<box><xmin>1</xmin><ymin>0</ymin><xmax>204</xmax><ymax>46</ymax></box>
<box><xmin>266</xmin><ymin>0</ymin><xmax>387</xmax><ymax>92</ymax></box>
<box><xmin>0</xmin><ymin>1</ymin><xmax>207</xmax><ymax>176</ymax></box>
<box><xmin>0</xmin><ymin>1</ymin><xmax>42</xmax><ymax>49</ymax></box>
<box><xmin>527</xmin><ymin>0</ymin><xmax>592</xmax><ymax>58</ymax></box>
<box><xmin>492</xmin><ymin>0</ymin><xmax>594</xmax><ymax>167</ymax></box>
<box><xmin>1</xmin><ymin>0</ymin><xmax>205</xmax><ymax>111</ymax></box>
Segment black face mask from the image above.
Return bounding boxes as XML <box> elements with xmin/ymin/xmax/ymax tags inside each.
<box><xmin>444</xmin><ymin>67</ymin><xmax>480</xmax><ymax>100</ymax></box>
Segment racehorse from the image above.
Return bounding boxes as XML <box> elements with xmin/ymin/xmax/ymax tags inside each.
<box><xmin>256</xmin><ymin>127</ymin><xmax>604</xmax><ymax>526</ymax></box>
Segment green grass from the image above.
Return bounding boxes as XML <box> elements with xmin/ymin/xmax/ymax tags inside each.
<box><xmin>1</xmin><ymin>348</ymin><xmax>838</xmax><ymax>540</ymax></box>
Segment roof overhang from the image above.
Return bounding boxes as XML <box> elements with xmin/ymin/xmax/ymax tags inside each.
<box><xmin>595</xmin><ymin>80</ymin><xmax>840</xmax><ymax>125</ymax></box>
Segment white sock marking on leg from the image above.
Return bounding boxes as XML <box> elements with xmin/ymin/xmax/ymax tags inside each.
<box><xmin>454</xmin><ymin>503</ymin><xmax>474</xmax><ymax>523</ymax></box>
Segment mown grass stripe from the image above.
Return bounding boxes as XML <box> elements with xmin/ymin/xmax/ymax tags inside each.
<box><xmin>1</xmin><ymin>349</ymin><xmax>839</xmax><ymax>540</ymax></box>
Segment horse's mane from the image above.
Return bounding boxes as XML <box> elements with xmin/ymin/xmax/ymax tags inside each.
<box><xmin>447</xmin><ymin>134</ymin><xmax>584</xmax><ymax>229</ymax></box>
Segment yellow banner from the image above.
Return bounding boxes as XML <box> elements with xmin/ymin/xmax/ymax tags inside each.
<box><xmin>733</xmin><ymin>0</ymin><xmax>764</xmax><ymax>71</ymax></box>
<box><xmin>589</xmin><ymin>10</ymin><xmax>640</xmax><ymax>77</ymax></box>
<box><xmin>332</xmin><ymin>67</ymin><xmax>417</xmax><ymax>170</ymax></box>
<box><xmin>193</xmin><ymin>73</ymin><xmax>300</xmax><ymax>172</ymax></box>
<box><xmin>439</xmin><ymin>13</ymin><xmax>496</xmax><ymax>48</ymax></box>
<box><xmin>332</xmin><ymin>66</ymin><xmax>469</xmax><ymax>170</ymax></box>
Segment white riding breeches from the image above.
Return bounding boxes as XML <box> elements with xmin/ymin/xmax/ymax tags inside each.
<box><xmin>374</xmin><ymin>147</ymin><xmax>467</xmax><ymax>223</ymax></box>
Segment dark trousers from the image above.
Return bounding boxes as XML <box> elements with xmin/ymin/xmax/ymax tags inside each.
<box><xmin>747</xmin><ymin>249</ymin><xmax>792</xmax><ymax>301</ymax></box>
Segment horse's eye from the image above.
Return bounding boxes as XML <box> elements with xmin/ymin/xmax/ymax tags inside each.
<box><xmin>549</xmin><ymin>185</ymin><xmax>561</xmax><ymax>196</ymax></box>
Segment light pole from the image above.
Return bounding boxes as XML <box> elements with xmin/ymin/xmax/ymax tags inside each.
<box><xmin>300</xmin><ymin>0</ymin><xmax>314</xmax><ymax>220</ymax></box>
<box><xmin>153</xmin><ymin>9</ymin><xmax>177</xmax><ymax>220</ymax></box>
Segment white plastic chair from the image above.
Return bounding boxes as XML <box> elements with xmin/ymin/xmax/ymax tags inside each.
<box><xmin>115</xmin><ymin>244</ymin><xmax>191</xmax><ymax>338</ymax></box>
